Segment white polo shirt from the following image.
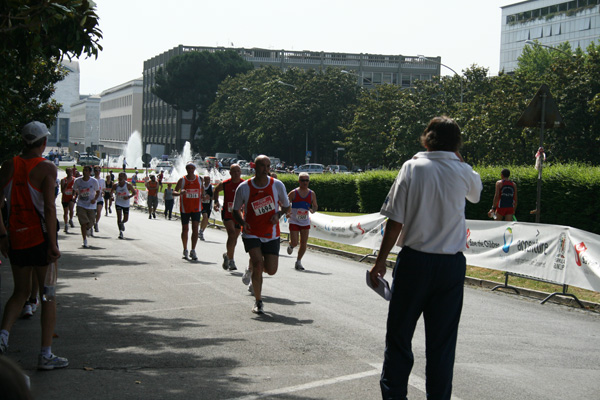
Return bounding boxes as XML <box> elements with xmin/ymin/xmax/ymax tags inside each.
<box><xmin>381</xmin><ymin>151</ymin><xmax>482</xmax><ymax>254</ymax></box>
<box><xmin>73</xmin><ymin>177</ymin><xmax>100</xmax><ymax>210</ymax></box>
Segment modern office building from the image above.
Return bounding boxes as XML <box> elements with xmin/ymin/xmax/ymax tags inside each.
<box><xmin>49</xmin><ymin>60</ymin><xmax>80</xmax><ymax>147</ymax></box>
<box><xmin>500</xmin><ymin>0</ymin><xmax>600</xmax><ymax>72</ymax></box>
<box><xmin>99</xmin><ymin>78</ymin><xmax>143</xmax><ymax>156</ymax></box>
<box><xmin>142</xmin><ymin>45</ymin><xmax>442</xmax><ymax>156</ymax></box>
<box><xmin>69</xmin><ymin>95</ymin><xmax>100</xmax><ymax>154</ymax></box>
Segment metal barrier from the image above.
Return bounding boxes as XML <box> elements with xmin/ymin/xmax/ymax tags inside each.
<box><xmin>491</xmin><ymin>272</ymin><xmax>584</xmax><ymax>308</ymax></box>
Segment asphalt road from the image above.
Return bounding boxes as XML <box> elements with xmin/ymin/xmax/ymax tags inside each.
<box><xmin>1</xmin><ymin>203</ymin><xmax>599</xmax><ymax>400</ymax></box>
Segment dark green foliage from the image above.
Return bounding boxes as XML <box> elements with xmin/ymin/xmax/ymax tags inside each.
<box><xmin>355</xmin><ymin>171</ymin><xmax>397</xmax><ymax>213</ymax></box>
<box><xmin>276</xmin><ymin>173</ymin><xmax>360</xmax><ymax>212</ymax></box>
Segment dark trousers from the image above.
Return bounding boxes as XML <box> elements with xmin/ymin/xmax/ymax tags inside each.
<box><xmin>380</xmin><ymin>246</ymin><xmax>466</xmax><ymax>400</ymax></box>
<box><xmin>164</xmin><ymin>199</ymin><xmax>174</xmax><ymax>219</ymax></box>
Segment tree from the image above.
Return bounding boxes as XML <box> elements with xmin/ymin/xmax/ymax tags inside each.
<box><xmin>0</xmin><ymin>0</ymin><xmax>102</xmax><ymax>160</ymax></box>
<box><xmin>153</xmin><ymin>50</ymin><xmax>254</xmax><ymax>148</ymax></box>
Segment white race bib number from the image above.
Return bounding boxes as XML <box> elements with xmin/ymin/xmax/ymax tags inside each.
<box><xmin>251</xmin><ymin>196</ymin><xmax>275</xmax><ymax>216</ymax></box>
<box><xmin>186</xmin><ymin>189</ymin><xmax>199</xmax><ymax>199</ymax></box>
<box><xmin>227</xmin><ymin>202</ymin><xmax>234</xmax><ymax>213</ymax></box>
<box><xmin>295</xmin><ymin>209</ymin><xmax>309</xmax><ymax>221</ymax></box>
<box><xmin>80</xmin><ymin>188</ymin><xmax>90</xmax><ymax>201</ymax></box>
<box><xmin>65</xmin><ymin>189</ymin><xmax>73</xmax><ymax>195</ymax></box>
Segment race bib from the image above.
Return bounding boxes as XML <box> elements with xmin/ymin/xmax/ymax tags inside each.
<box><xmin>227</xmin><ymin>202</ymin><xmax>234</xmax><ymax>213</ymax></box>
<box><xmin>295</xmin><ymin>209</ymin><xmax>309</xmax><ymax>221</ymax></box>
<box><xmin>202</xmin><ymin>194</ymin><xmax>211</xmax><ymax>203</ymax></box>
<box><xmin>118</xmin><ymin>192</ymin><xmax>129</xmax><ymax>199</ymax></box>
<box><xmin>104</xmin><ymin>187</ymin><xmax>111</xmax><ymax>193</ymax></box>
<box><xmin>64</xmin><ymin>189</ymin><xmax>73</xmax><ymax>195</ymax></box>
<box><xmin>80</xmin><ymin>188</ymin><xmax>90</xmax><ymax>201</ymax></box>
<box><xmin>251</xmin><ymin>196</ymin><xmax>275</xmax><ymax>216</ymax></box>
<box><xmin>186</xmin><ymin>189</ymin><xmax>199</xmax><ymax>199</ymax></box>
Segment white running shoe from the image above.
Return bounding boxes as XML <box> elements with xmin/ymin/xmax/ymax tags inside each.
<box><xmin>190</xmin><ymin>249</ymin><xmax>198</xmax><ymax>261</ymax></box>
<box><xmin>295</xmin><ymin>260</ymin><xmax>305</xmax><ymax>271</ymax></box>
<box><xmin>118</xmin><ymin>231</ymin><xmax>124</xmax><ymax>239</ymax></box>
<box><xmin>182</xmin><ymin>249</ymin><xmax>189</xmax><ymax>260</ymax></box>
<box><xmin>252</xmin><ymin>300</ymin><xmax>264</xmax><ymax>314</ymax></box>
<box><xmin>287</xmin><ymin>245</ymin><xmax>293</xmax><ymax>255</ymax></box>
<box><xmin>222</xmin><ymin>253</ymin><xmax>229</xmax><ymax>270</ymax></box>
<box><xmin>228</xmin><ymin>260</ymin><xmax>237</xmax><ymax>271</ymax></box>
<box><xmin>83</xmin><ymin>239</ymin><xmax>89</xmax><ymax>248</ymax></box>
<box><xmin>64</xmin><ymin>225</ymin><xmax>68</xmax><ymax>233</ymax></box>
<box><xmin>248</xmin><ymin>283</ymin><xmax>254</xmax><ymax>295</ymax></box>
<box><xmin>242</xmin><ymin>267</ymin><xmax>251</xmax><ymax>285</ymax></box>
<box><xmin>21</xmin><ymin>304</ymin><xmax>33</xmax><ymax>319</ymax></box>
<box><xmin>94</xmin><ymin>223</ymin><xmax>99</xmax><ymax>232</ymax></box>
<box><xmin>38</xmin><ymin>353</ymin><xmax>69</xmax><ymax>370</ymax></box>
<box><xmin>69</xmin><ymin>219</ymin><xmax>74</xmax><ymax>228</ymax></box>
<box><xmin>199</xmin><ymin>231</ymin><xmax>205</xmax><ymax>241</ymax></box>
<box><xmin>88</xmin><ymin>228</ymin><xmax>94</xmax><ymax>237</ymax></box>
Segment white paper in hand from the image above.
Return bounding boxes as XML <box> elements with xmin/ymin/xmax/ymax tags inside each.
<box><xmin>366</xmin><ymin>270</ymin><xmax>392</xmax><ymax>301</ymax></box>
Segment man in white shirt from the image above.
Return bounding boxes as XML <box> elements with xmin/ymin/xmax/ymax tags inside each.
<box><xmin>72</xmin><ymin>166</ymin><xmax>100</xmax><ymax>248</ymax></box>
<box><xmin>233</xmin><ymin>155</ymin><xmax>290</xmax><ymax>314</ymax></box>
<box><xmin>369</xmin><ymin>116</ymin><xmax>482</xmax><ymax>400</ymax></box>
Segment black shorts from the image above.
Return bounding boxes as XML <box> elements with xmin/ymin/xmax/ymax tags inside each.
<box><xmin>96</xmin><ymin>200</ymin><xmax>104</xmax><ymax>206</ymax></box>
<box><xmin>181</xmin><ymin>212</ymin><xmax>201</xmax><ymax>225</ymax></box>
<box><xmin>9</xmin><ymin>241</ymin><xmax>50</xmax><ymax>267</ymax></box>
<box><xmin>116</xmin><ymin>205</ymin><xmax>130</xmax><ymax>215</ymax></box>
<box><xmin>242</xmin><ymin>237</ymin><xmax>280</xmax><ymax>255</ymax></box>
<box><xmin>201</xmin><ymin>202</ymin><xmax>212</xmax><ymax>217</ymax></box>
<box><xmin>103</xmin><ymin>192</ymin><xmax>112</xmax><ymax>201</ymax></box>
<box><xmin>221</xmin><ymin>210</ymin><xmax>241</xmax><ymax>229</ymax></box>
<box><xmin>62</xmin><ymin>201</ymin><xmax>72</xmax><ymax>208</ymax></box>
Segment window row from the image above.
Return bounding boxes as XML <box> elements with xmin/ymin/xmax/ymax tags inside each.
<box><xmin>101</xmin><ymin>95</ymin><xmax>133</xmax><ymax>111</ymax></box>
<box><xmin>506</xmin><ymin>0</ymin><xmax>599</xmax><ymax>24</ymax></box>
<box><xmin>100</xmin><ymin>115</ymin><xmax>132</xmax><ymax>142</ymax></box>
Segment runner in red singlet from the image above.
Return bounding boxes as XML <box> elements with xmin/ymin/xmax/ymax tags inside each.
<box><xmin>174</xmin><ymin>163</ymin><xmax>203</xmax><ymax>261</ymax></box>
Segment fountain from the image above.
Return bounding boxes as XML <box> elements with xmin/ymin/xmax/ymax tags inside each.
<box><xmin>117</xmin><ymin>131</ymin><xmax>143</xmax><ymax>169</ymax></box>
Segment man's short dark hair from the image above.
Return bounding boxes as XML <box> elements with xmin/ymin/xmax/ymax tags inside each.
<box><xmin>501</xmin><ymin>168</ymin><xmax>510</xmax><ymax>178</ymax></box>
<box><xmin>420</xmin><ymin>116</ymin><xmax>462</xmax><ymax>152</ymax></box>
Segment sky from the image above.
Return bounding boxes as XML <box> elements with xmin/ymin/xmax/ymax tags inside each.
<box><xmin>77</xmin><ymin>0</ymin><xmax>513</xmax><ymax>95</ymax></box>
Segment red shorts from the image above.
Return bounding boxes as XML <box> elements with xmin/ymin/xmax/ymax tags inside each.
<box><xmin>496</xmin><ymin>207</ymin><xmax>515</xmax><ymax>216</ymax></box>
<box><xmin>289</xmin><ymin>223</ymin><xmax>310</xmax><ymax>232</ymax></box>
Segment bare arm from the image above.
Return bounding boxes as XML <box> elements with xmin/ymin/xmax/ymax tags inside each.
<box><xmin>173</xmin><ymin>179</ymin><xmax>183</xmax><ymax>196</ymax></box>
<box><xmin>369</xmin><ymin>219</ymin><xmax>403</xmax><ymax>287</ymax></box>
<box><xmin>41</xmin><ymin>163</ymin><xmax>60</xmax><ymax>263</ymax></box>
<box><xmin>491</xmin><ymin>180</ymin><xmax>502</xmax><ymax>210</ymax></box>
<box><xmin>0</xmin><ymin>160</ymin><xmax>11</xmax><ymax>257</ymax></box>
<box><xmin>311</xmin><ymin>190</ymin><xmax>318</xmax><ymax>213</ymax></box>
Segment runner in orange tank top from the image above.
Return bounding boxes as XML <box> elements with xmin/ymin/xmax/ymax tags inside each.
<box><xmin>174</xmin><ymin>163</ymin><xmax>203</xmax><ymax>261</ymax></box>
<box><xmin>60</xmin><ymin>167</ymin><xmax>76</xmax><ymax>233</ymax></box>
<box><xmin>232</xmin><ymin>155</ymin><xmax>290</xmax><ymax>314</ymax></box>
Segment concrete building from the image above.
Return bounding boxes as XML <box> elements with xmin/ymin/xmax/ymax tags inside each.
<box><xmin>142</xmin><ymin>45</ymin><xmax>442</xmax><ymax>156</ymax></box>
<box><xmin>49</xmin><ymin>60</ymin><xmax>80</xmax><ymax>147</ymax></box>
<box><xmin>99</xmin><ymin>78</ymin><xmax>143</xmax><ymax>157</ymax></box>
<box><xmin>69</xmin><ymin>95</ymin><xmax>100</xmax><ymax>154</ymax></box>
<box><xmin>500</xmin><ymin>0</ymin><xmax>600</xmax><ymax>72</ymax></box>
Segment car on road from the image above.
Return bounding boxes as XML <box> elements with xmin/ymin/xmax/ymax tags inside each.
<box><xmin>326</xmin><ymin>165</ymin><xmax>350</xmax><ymax>174</ymax></box>
<box><xmin>293</xmin><ymin>163</ymin><xmax>325</xmax><ymax>174</ymax></box>
<box><xmin>154</xmin><ymin>160</ymin><xmax>174</xmax><ymax>174</ymax></box>
<box><xmin>78</xmin><ymin>154</ymin><xmax>101</xmax><ymax>166</ymax></box>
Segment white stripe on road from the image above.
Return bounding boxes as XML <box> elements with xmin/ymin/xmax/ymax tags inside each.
<box><xmin>225</xmin><ymin>367</ymin><xmax>381</xmax><ymax>400</ymax></box>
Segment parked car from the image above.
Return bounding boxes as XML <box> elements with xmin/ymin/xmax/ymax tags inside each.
<box><xmin>78</xmin><ymin>154</ymin><xmax>101</xmax><ymax>166</ymax></box>
<box><xmin>326</xmin><ymin>165</ymin><xmax>350</xmax><ymax>174</ymax></box>
<box><xmin>293</xmin><ymin>163</ymin><xmax>325</xmax><ymax>174</ymax></box>
<box><xmin>154</xmin><ymin>160</ymin><xmax>174</xmax><ymax>174</ymax></box>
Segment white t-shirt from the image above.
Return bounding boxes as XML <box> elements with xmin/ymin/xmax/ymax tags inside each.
<box><xmin>233</xmin><ymin>177</ymin><xmax>290</xmax><ymax>241</ymax></box>
<box><xmin>380</xmin><ymin>151</ymin><xmax>482</xmax><ymax>254</ymax></box>
<box><xmin>73</xmin><ymin>177</ymin><xmax>100</xmax><ymax>210</ymax></box>
<box><xmin>96</xmin><ymin>178</ymin><xmax>106</xmax><ymax>202</ymax></box>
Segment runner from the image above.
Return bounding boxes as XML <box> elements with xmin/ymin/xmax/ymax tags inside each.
<box><xmin>163</xmin><ymin>182</ymin><xmax>174</xmax><ymax>220</ymax></box>
<box><xmin>157</xmin><ymin>170</ymin><xmax>164</xmax><ymax>192</ymax></box>
<box><xmin>199</xmin><ymin>175</ymin><xmax>213</xmax><ymax>242</ymax></box>
<box><xmin>60</xmin><ymin>167</ymin><xmax>75</xmax><ymax>233</ymax></box>
<box><xmin>233</xmin><ymin>155</ymin><xmax>290</xmax><ymax>314</ymax></box>
<box><xmin>174</xmin><ymin>163</ymin><xmax>203</xmax><ymax>261</ymax></box>
<box><xmin>490</xmin><ymin>168</ymin><xmax>518</xmax><ymax>221</ymax></box>
<box><xmin>286</xmin><ymin>172</ymin><xmax>319</xmax><ymax>271</ymax></box>
<box><xmin>111</xmin><ymin>172</ymin><xmax>136</xmax><ymax>239</ymax></box>
<box><xmin>103</xmin><ymin>172</ymin><xmax>114</xmax><ymax>216</ymax></box>
<box><xmin>93</xmin><ymin>166</ymin><xmax>106</xmax><ymax>232</ymax></box>
<box><xmin>213</xmin><ymin>164</ymin><xmax>244</xmax><ymax>272</ymax></box>
<box><xmin>145</xmin><ymin>174</ymin><xmax>159</xmax><ymax>219</ymax></box>
<box><xmin>72</xmin><ymin>166</ymin><xmax>100</xmax><ymax>248</ymax></box>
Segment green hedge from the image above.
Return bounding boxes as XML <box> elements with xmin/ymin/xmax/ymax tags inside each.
<box><xmin>272</xmin><ymin>165</ymin><xmax>600</xmax><ymax>234</ymax></box>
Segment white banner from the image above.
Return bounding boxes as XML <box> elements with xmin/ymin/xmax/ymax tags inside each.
<box><xmin>134</xmin><ymin>193</ymin><xmax>600</xmax><ymax>293</ymax></box>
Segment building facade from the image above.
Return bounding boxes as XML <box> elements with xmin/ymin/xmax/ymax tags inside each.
<box><xmin>99</xmin><ymin>78</ymin><xmax>143</xmax><ymax>156</ymax></box>
<box><xmin>49</xmin><ymin>60</ymin><xmax>80</xmax><ymax>147</ymax></box>
<box><xmin>69</xmin><ymin>95</ymin><xmax>100</xmax><ymax>154</ymax></box>
<box><xmin>500</xmin><ymin>0</ymin><xmax>600</xmax><ymax>72</ymax></box>
<box><xmin>142</xmin><ymin>45</ymin><xmax>442</xmax><ymax>156</ymax></box>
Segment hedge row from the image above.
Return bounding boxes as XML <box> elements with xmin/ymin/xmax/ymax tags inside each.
<box><xmin>276</xmin><ymin>164</ymin><xmax>600</xmax><ymax>234</ymax></box>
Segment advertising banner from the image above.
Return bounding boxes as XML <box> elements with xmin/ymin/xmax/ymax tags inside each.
<box><xmin>134</xmin><ymin>191</ymin><xmax>600</xmax><ymax>292</ymax></box>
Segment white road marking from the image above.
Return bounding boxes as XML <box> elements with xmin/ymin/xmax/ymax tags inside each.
<box><xmin>225</xmin><ymin>367</ymin><xmax>381</xmax><ymax>400</ymax></box>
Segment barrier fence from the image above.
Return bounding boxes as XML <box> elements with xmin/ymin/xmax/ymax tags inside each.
<box><xmin>134</xmin><ymin>191</ymin><xmax>600</xmax><ymax>295</ymax></box>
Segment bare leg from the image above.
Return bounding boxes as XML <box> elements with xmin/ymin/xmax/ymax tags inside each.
<box><xmin>290</xmin><ymin>230</ymin><xmax>299</xmax><ymax>250</ymax></box>
<box><xmin>1</xmin><ymin>265</ymin><xmax>33</xmax><ymax>333</ymax></box>
<box><xmin>224</xmin><ymin>220</ymin><xmax>241</xmax><ymax>260</ymax></box>
<box><xmin>181</xmin><ymin>225</ymin><xmax>189</xmax><ymax>250</ymax></box>
<box><xmin>35</xmin><ymin>266</ymin><xmax>56</xmax><ymax>348</ymax></box>
<box><xmin>191</xmin><ymin>220</ymin><xmax>199</xmax><ymax>250</ymax></box>
<box><xmin>297</xmin><ymin>229</ymin><xmax>310</xmax><ymax>261</ymax></box>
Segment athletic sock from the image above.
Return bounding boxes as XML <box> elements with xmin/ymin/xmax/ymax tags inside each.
<box><xmin>40</xmin><ymin>346</ymin><xmax>52</xmax><ymax>357</ymax></box>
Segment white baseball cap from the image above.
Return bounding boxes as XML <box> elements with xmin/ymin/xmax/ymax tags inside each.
<box><xmin>22</xmin><ymin>121</ymin><xmax>51</xmax><ymax>144</ymax></box>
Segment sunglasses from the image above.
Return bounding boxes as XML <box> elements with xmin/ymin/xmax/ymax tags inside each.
<box><xmin>299</xmin><ymin>179</ymin><xmax>309</xmax><ymax>182</ymax></box>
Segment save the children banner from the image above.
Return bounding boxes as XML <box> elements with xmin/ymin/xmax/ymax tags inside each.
<box><xmin>135</xmin><ymin>191</ymin><xmax>600</xmax><ymax>293</ymax></box>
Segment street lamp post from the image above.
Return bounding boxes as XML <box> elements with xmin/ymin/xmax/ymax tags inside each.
<box><xmin>276</xmin><ymin>80</ymin><xmax>309</xmax><ymax>163</ymax></box>
<box><xmin>524</xmin><ymin>40</ymin><xmax>575</xmax><ymax>58</ymax></box>
<box><xmin>417</xmin><ymin>55</ymin><xmax>463</xmax><ymax>105</ymax></box>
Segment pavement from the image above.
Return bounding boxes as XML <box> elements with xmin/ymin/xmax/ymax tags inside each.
<box><xmin>1</xmin><ymin>202</ymin><xmax>599</xmax><ymax>400</ymax></box>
